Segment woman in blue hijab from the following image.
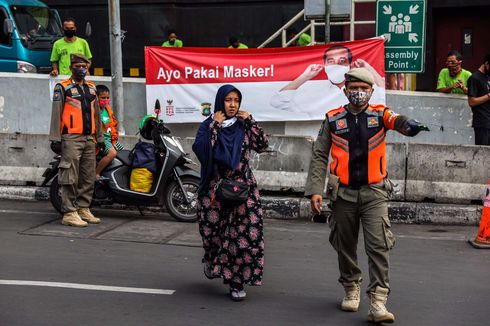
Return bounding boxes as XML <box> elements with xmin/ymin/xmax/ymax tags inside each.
<box><xmin>192</xmin><ymin>84</ymin><xmax>268</xmax><ymax>302</ymax></box>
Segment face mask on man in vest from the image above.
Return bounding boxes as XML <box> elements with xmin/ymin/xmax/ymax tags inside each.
<box><xmin>71</xmin><ymin>63</ymin><xmax>88</xmax><ymax>81</ymax></box>
<box><xmin>345</xmin><ymin>89</ymin><xmax>372</xmax><ymax>107</ymax></box>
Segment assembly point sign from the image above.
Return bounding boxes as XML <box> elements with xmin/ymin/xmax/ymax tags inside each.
<box><xmin>144</xmin><ymin>38</ymin><xmax>386</xmax><ymax>123</ymax></box>
<box><xmin>376</xmin><ymin>0</ymin><xmax>426</xmax><ymax>73</ymax></box>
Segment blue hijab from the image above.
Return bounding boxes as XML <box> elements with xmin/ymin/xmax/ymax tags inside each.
<box><xmin>192</xmin><ymin>85</ymin><xmax>245</xmax><ymax>195</ymax></box>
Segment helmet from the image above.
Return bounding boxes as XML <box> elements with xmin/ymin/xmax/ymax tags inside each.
<box><xmin>139</xmin><ymin>114</ymin><xmax>158</xmax><ymax>140</ymax></box>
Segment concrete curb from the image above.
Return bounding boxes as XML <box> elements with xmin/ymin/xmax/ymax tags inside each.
<box><xmin>0</xmin><ymin>186</ymin><xmax>482</xmax><ymax>225</ymax></box>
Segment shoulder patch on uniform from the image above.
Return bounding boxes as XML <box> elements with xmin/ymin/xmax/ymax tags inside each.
<box><xmin>53</xmin><ymin>89</ymin><xmax>62</xmax><ymax>101</ymax></box>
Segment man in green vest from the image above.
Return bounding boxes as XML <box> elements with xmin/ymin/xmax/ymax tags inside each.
<box><xmin>287</xmin><ymin>28</ymin><xmax>312</xmax><ymax>46</ymax></box>
<box><xmin>228</xmin><ymin>36</ymin><xmax>248</xmax><ymax>49</ymax></box>
<box><xmin>162</xmin><ymin>29</ymin><xmax>183</xmax><ymax>47</ymax></box>
<box><xmin>50</xmin><ymin>18</ymin><xmax>92</xmax><ymax>77</ymax></box>
<box><xmin>436</xmin><ymin>50</ymin><xmax>471</xmax><ymax>94</ymax></box>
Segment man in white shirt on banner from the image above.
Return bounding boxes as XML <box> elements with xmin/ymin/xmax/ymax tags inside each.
<box><xmin>270</xmin><ymin>45</ymin><xmax>386</xmax><ymax>119</ymax></box>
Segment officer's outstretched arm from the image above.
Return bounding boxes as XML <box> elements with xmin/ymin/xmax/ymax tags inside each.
<box><xmin>383</xmin><ymin>108</ymin><xmax>430</xmax><ymax>137</ymax></box>
<box><xmin>399</xmin><ymin>119</ymin><xmax>430</xmax><ymax>136</ymax></box>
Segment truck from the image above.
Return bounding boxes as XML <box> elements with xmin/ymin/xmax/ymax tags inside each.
<box><xmin>0</xmin><ymin>0</ymin><xmax>62</xmax><ymax>73</ymax></box>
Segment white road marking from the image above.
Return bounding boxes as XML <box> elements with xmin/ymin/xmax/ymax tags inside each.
<box><xmin>0</xmin><ymin>280</ymin><xmax>175</xmax><ymax>295</ymax></box>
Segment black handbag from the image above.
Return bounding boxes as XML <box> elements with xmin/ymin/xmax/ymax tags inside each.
<box><xmin>215</xmin><ymin>179</ymin><xmax>249</xmax><ymax>206</ymax></box>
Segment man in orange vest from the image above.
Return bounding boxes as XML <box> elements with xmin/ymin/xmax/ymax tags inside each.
<box><xmin>95</xmin><ymin>85</ymin><xmax>124</xmax><ymax>178</ymax></box>
<box><xmin>305</xmin><ymin>68</ymin><xmax>429</xmax><ymax>323</ymax></box>
<box><xmin>49</xmin><ymin>54</ymin><xmax>104</xmax><ymax>227</ymax></box>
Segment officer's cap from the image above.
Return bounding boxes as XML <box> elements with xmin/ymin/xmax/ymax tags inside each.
<box><xmin>344</xmin><ymin>67</ymin><xmax>374</xmax><ymax>86</ymax></box>
<box><xmin>70</xmin><ymin>53</ymin><xmax>90</xmax><ymax>65</ymax></box>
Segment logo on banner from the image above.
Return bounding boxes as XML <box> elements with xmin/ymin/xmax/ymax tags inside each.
<box><xmin>336</xmin><ymin>119</ymin><xmax>348</xmax><ymax>130</ymax></box>
<box><xmin>166</xmin><ymin>99</ymin><xmax>174</xmax><ymax>116</ymax></box>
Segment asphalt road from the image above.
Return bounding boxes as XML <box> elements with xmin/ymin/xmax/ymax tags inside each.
<box><xmin>0</xmin><ymin>199</ymin><xmax>489</xmax><ymax>326</ymax></box>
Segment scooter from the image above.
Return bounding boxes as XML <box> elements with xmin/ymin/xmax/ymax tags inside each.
<box><xmin>42</xmin><ymin>102</ymin><xmax>200</xmax><ymax>222</ymax></box>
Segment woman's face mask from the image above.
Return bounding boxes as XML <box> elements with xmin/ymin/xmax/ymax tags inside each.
<box><xmin>324</xmin><ymin>64</ymin><xmax>350</xmax><ymax>84</ymax></box>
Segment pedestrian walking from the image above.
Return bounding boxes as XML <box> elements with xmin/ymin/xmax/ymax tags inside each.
<box><xmin>50</xmin><ymin>18</ymin><xmax>92</xmax><ymax>77</ymax></box>
<box><xmin>49</xmin><ymin>54</ymin><xmax>104</xmax><ymax>227</ymax></box>
<box><xmin>304</xmin><ymin>68</ymin><xmax>429</xmax><ymax>323</ymax></box>
<box><xmin>192</xmin><ymin>84</ymin><xmax>268</xmax><ymax>302</ymax></box>
<box><xmin>95</xmin><ymin>85</ymin><xmax>124</xmax><ymax>178</ymax></box>
<box><xmin>436</xmin><ymin>50</ymin><xmax>471</xmax><ymax>94</ymax></box>
<box><xmin>467</xmin><ymin>54</ymin><xmax>490</xmax><ymax>145</ymax></box>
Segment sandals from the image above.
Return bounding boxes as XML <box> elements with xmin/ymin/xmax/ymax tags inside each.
<box><xmin>229</xmin><ymin>283</ymin><xmax>246</xmax><ymax>302</ymax></box>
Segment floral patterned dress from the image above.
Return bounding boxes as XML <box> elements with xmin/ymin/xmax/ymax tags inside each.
<box><xmin>197</xmin><ymin>116</ymin><xmax>268</xmax><ymax>286</ymax></box>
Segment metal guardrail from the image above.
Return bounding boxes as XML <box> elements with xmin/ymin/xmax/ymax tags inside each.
<box><xmin>258</xmin><ymin>0</ymin><xmax>376</xmax><ymax>48</ymax></box>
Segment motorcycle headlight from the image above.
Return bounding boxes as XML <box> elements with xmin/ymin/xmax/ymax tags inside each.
<box><xmin>17</xmin><ymin>61</ymin><xmax>37</xmax><ymax>73</ymax></box>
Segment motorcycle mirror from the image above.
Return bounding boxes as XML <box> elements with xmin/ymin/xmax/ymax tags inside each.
<box><xmin>154</xmin><ymin>99</ymin><xmax>161</xmax><ymax>118</ymax></box>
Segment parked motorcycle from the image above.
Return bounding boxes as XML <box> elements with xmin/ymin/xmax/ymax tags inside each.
<box><xmin>42</xmin><ymin>105</ymin><xmax>200</xmax><ymax>222</ymax></box>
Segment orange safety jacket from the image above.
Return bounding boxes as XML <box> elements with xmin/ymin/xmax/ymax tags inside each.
<box><xmin>326</xmin><ymin>104</ymin><xmax>402</xmax><ymax>188</ymax></box>
<box><xmin>59</xmin><ymin>79</ymin><xmax>98</xmax><ymax>136</ymax></box>
<box><xmin>103</xmin><ymin>104</ymin><xmax>119</xmax><ymax>143</ymax></box>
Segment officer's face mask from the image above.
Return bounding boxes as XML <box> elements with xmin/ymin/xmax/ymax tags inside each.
<box><xmin>345</xmin><ymin>89</ymin><xmax>372</xmax><ymax>107</ymax></box>
<box><xmin>324</xmin><ymin>64</ymin><xmax>350</xmax><ymax>84</ymax></box>
<box><xmin>64</xmin><ymin>29</ymin><xmax>76</xmax><ymax>38</ymax></box>
<box><xmin>72</xmin><ymin>67</ymin><xmax>87</xmax><ymax>80</ymax></box>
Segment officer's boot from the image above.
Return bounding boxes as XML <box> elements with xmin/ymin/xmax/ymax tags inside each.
<box><xmin>341</xmin><ymin>281</ymin><xmax>360</xmax><ymax>312</ymax></box>
<box><xmin>367</xmin><ymin>286</ymin><xmax>395</xmax><ymax>323</ymax></box>
<box><xmin>78</xmin><ymin>208</ymin><xmax>101</xmax><ymax>224</ymax></box>
<box><xmin>61</xmin><ymin>211</ymin><xmax>88</xmax><ymax>227</ymax></box>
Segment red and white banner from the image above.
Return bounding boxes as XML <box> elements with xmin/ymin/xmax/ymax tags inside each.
<box><xmin>145</xmin><ymin>37</ymin><xmax>385</xmax><ymax>123</ymax></box>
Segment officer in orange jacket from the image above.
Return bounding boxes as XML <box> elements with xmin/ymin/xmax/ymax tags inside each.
<box><xmin>49</xmin><ymin>53</ymin><xmax>104</xmax><ymax>227</ymax></box>
<box><xmin>305</xmin><ymin>68</ymin><xmax>429</xmax><ymax>323</ymax></box>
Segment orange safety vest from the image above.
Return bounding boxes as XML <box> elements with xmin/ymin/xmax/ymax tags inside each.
<box><xmin>326</xmin><ymin>104</ymin><xmax>400</xmax><ymax>188</ymax></box>
<box><xmin>103</xmin><ymin>104</ymin><xmax>119</xmax><ymax>143</ymax></box>
<box><xmin>59</xmin><ymin>79</ymin><xmax>98</xmax><ymax>136</ymax></box>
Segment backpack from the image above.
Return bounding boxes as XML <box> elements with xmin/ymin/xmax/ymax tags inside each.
<box><xmin>130</xmin><ymin>141</ymin><xmax>157</xmax><ymax>173</ymax></box>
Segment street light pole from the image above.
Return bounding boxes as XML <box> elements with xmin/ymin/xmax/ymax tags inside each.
<box><xmin>108</xmin><ymin>0</ymin><xmax>125</xmax><ymax>134</ymax></box>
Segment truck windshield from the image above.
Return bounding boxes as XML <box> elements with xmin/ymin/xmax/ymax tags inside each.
<box><xmin>10</xmin><ymin>5</ymin><xmax>62</xmax><ymax>47</ymax></box>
